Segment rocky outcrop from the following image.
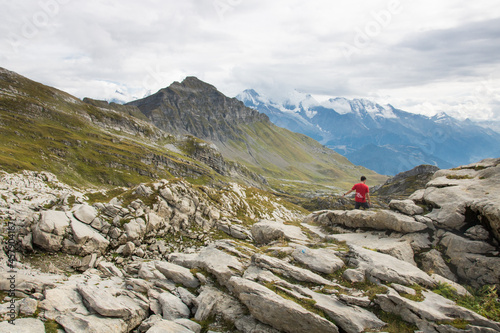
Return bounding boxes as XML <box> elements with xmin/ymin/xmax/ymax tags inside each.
<box><xmin>1</xmin><ymin>161</ymin><xmax>500</xmax><ymax>332</ymax></box>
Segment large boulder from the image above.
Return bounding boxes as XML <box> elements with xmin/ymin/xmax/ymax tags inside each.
<box><xmin>73</xmin><ymin>204</ymin><xmax>98</xmax><ymax>224</ymax></box>
<box><xmin>32</xmin><ymin>210</ymin><xmax>70</xmax><ymax>251</ymax></box>
<box><xmin>70</xmin><ymin>219</ymin><xmax>110</xmax><ymax>255</ymax></box>
<box><xmin>251</xmin><ymin>220</ymin><xmax>308</xmax><ymax>245</ymax></box>
<box><xmin>308</xmin><ymin>210</ymin><xmax>427</xmax><ymax>234</ymax></box>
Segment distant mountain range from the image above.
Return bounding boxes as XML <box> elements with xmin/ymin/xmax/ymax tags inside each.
<box><xmin>237</xmin><ymin>89</ymin><xmax>500</xmax><ymax>175</ymax></box>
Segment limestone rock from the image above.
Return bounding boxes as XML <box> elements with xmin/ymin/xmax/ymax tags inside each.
<box><xmin>146</xmin><ymin>319</ymin><xmax>195</xmax><ymax>333</ymax></box>
<box><xmin>330</xmin><ymin>232</ymin><xmax>417</xmax><ymax>265</ymax></box>
<box><xmin>155</xmin><ymin>261</ymin><xmax>200</xmax><ymax>289</ymax></box>
<box><xmin>304</xmin><ymin>289</ymin><xmax>386</xmax><ymax>333</ymax></box>
<box><xmin>0</xmin><ymin>318</ymin><xmax>45</xmax><ymax>333</ymax></box>
<box><xmin>73</xmin><ymin>204</ymin><xmax>98</xmax><ymax>224</ymax></box>
<box><xmin>420</xmin><ymin>249</ymin><xmax>457</xmax><ymax>282</ymax></box>
<box><xmin>389</xmin><ymin>199</ymin><xmax>424</xmax><ymax>216</ymax></box>
<box><xmin>251</xmin><ymin>219</ymin><xmax>308</xmax><ymax>245</ymax></box>
<box><xmin>347</xmin><ymin>245</ymin><xmax>435</xmax><ymax>288</ymax></box>
<box><xmin>229</xmin><ymin>276</ymin><xmax>339</xmax><ymax>333</ymax></box>
<box><xmin>291</xmin><ymin>246</ymin><xmax>344</xmax><ymax>274</ymax></box>
<box><xmin>310</xmin><ymin>209</ymin><xmax>427</xmax><ymax>234</ymax></box>
<box><xmin>70</xmin><ymin>219</ymin><xmax>110</xmax><ymax>255</ymax></box>
<box><xmin>252</xmin><ymin>253</ymin><xmax>334</xmax><ymax>286</ymax></box>
<box><xmin>157</xmin><ymin>292</ymin><xmax>191</xmax><ymax>320</ymax></box>
<box><xmin>56</xmin><ymin>313</ymin><xmax>128</xmax><ymax>333</ymax></box>
<box><xmin>376</xmin><ymin>288</ymin><xmax>500</xmax><ymax>332</ymax></box>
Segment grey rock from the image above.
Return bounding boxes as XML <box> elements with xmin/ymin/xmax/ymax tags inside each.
<box><xmin>0</xmin><ymin>318</ymin><xmax>45</xmax><ymax>333</ymax></box>
<box><xmin>146</xmin><ymin>320</ymin><xmax>195</xmax><ymax>333</ymax></box>
<box><xmin>376</xmin><ymin>288</ymin><xmax>500</xmax><ymax>332</ymax></box>
<box><xmin>158</xmin><ymin>292</ymin><xmax>191</xmax><ymax>320</ymax></box>
<box><xmin>18</xmin><ymin>297</ymin><xmax>38</xmax><ymax>316</ymax></box>
<box><xmin>73</xmin><ymin>204</ymin><xmax>98</xmax><ymax>224</ymax></box>
<box><xmin>389</xmin><ymin>199</ymin><xmax>424</xmax><ymax>216</ymax></box>
<box><xmin>229</xmin><ymin>276</ymin><xmax>339</xmax><ymax>333</ymax></box>
<box><xmin>305</xmin><ymin>290</ymin><xmax>386</xmax><ymax>333</ymax></box>
<box><xmin>253</xmin><ymin>253</ymin><xmax>334</xmax><ymax>286</ymax></box>
<box><xmin>174</xmin><ymin>319</ymin><xmax>202</xmax><ymax>333</ymax></box>
<box><xmin>291</xmin><ymin>246</ymin><xmax>344</xmax><ymax>274</ymax></box>
<box><xmin>56</xmin><ymin>313</ymin><xmax>128</xmax><ymax>333</ymax></box>
<box><xmin>420</xmin><ymin>249</ymin><xmax>457</xmax><ymax>282</ymax></box>
<box><xmin>330</xmin><ymin>232</ymin><xmax>416</xmax><ymax>265</ymax></box>
<box><xmin>155</xmin><ymin>261</ymin><xmax>200</xmax><ymax>289</ymax></box>
<box><xmin>251</xmin><ymin>220</ymin><xmax>308</xmax><ymax>245</ymax></box>
<box><xmin>465</xmin><ymin>225</ymin><xmax>491</xmax><ymax>241</ymax></box>
<box><xmin>38</xmin><ymin>210</ymin><xmax>70</xmax><ymax>235</ymax></box>
<box><xmin>348</xmin><ymin>245</ymin><xmax>435</xmax><ymax>287</ymax></box>
<box><xmin>70</xmin><ymin>219</ymin><xmax>110</xmax><ymax>255</ymax></box>
<box><xmin>342</xmin><ymin>268</ymin><xmax>366</xmax><ymax>283</ymax></box>
<box><xmin>194</xmin><ymin>286</ymin><xmax>224</xmax><ymax>321</ymax></box>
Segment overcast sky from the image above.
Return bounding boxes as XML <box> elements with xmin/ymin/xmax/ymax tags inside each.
<box><xmin>1</xmin><ymin>0</ymin><xmax>500</xmax><ymax>121</ymax></box>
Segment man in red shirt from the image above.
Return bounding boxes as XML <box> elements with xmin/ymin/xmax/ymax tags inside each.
<box><xmin>342</xmin><ymin>176</ymin><xmax>371</xmax><ymax>209</ymax></box>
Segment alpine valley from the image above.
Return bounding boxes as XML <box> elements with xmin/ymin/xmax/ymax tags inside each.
<box><xmin>237</xmin><ymin>89</ymin><xmax>500</xmax><ymax>175</ymax></box>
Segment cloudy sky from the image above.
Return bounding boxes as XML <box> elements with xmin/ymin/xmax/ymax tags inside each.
<box><xmin>1</xmin><ymin>0</ymin><xmax>500</xmax><ymax>121</ymax></box>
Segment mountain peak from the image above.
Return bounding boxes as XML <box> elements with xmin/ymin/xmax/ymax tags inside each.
<box><xmin>168</xmin><ymin>76</ymin><xmax>218</xmax><ymax>93</ymax></box>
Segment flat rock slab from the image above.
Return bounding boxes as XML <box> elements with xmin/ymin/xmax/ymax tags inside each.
<box><xmin>252</xmin><ymin>253</ymin><xmax>334</xmax><ymax>286</ymax></box>
<box><xmin>0</xmin><ymin>318</ymin><xmax>45</xmax><ymax>333</ymax></box>
<box><xmin>376</xmin><ymin>288</ymin><xmax>500</xmax><ymax>332</ymax></box>
<box><xmin>348</xmin><ymin>245</ymin><xmax>435</xmax><ymax>288</ymax></box>
<box><xmin>229</xmin><ymin>276</ymin><xmax>339</xmax><ymax>333</ymax></box>
<box><xmin>291</xmin><ymin>246</ymin><xmax>345</xmax><ymax>274</ymax></box>
<box><xmin>303</xmin><ymin>289</ymin><xmax>385</xmax><ymax>333</ymax></box>
<box><xmin>56</xmin><ymin>313</ymin><xmax>128</xmax><ymax>333</ymax></box>
<box><xmin>329</xmin><ymin>233</ymin><xmax>416</xmax><ymax>265</ymax></box>
<box><xmin>307</xmin><ymin>209</ymin><xmax>427</xmax><ymax>234</ymax></box>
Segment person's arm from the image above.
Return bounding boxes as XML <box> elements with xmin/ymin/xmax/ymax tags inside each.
<box><xmin>343</xmin><ymin>189</ymin><xmax>354</xmax><ymax>196</ymax></box>
<box><xmin>366</xmin><ymin>192</ymin><xmax>371</xmax><ymax>204</ymax></box>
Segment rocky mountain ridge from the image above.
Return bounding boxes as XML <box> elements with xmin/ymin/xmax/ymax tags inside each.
<box><xmin>1</xmin><ymin>158</ymin><xmax>499</xmax><ymax>332</ymax></box>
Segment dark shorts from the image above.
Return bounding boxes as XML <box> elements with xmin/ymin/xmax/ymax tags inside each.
<box><xmin>355</xmin><ymin>202</ymin><xmax>370</xmax><ymax>209</ymax></box>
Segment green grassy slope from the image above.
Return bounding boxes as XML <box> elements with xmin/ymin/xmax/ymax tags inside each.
<box><xmin>226</xmin><ymin>120</ymin><xmax>387</xmax><ymax>194</ymax></box>
<box><xmin>0</xmin><ymin>68</ymin><xmax>220</xmax><ymax>188</ymax></box>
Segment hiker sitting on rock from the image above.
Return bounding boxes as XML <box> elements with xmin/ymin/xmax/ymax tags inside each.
<box><xmin>343</xmin><ymin>176</ymin><xmax>371</xmax><ymax>209</ymax></box>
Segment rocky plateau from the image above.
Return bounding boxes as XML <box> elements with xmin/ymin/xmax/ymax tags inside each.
<box><xmin>1</xmin><ymin>158</ymin><xmax>500</xmax><ymax>333</ymax></box>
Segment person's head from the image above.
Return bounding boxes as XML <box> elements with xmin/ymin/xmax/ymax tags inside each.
<box><xmin>360</xmin><ymin>176</ymin><xmax>366</xmax><ymax>182</ymax></box>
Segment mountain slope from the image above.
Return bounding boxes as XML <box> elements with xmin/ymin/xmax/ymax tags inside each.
<box><xmin>237</xmin><ymin>90</ymin><xmax>500</xmax><ymax>175</ymax></box>
<box><xmin>127</xmin><ymin>77</ymin><xmax>387</xmax><ymax>193</ymax></box>
<box><xmin>0</xmin><ymin>68</ymin><xmax>240</xmax><ymax>188</ymax></box>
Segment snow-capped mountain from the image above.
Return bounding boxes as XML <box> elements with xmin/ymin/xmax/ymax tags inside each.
<box><xmin>236</xmin><ymin>89</ymin><xmax>500</xmax><ymax>175</ymax></box>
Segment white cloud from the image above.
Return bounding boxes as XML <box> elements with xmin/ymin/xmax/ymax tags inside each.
<box><xmin>1</xmin><ymin>0</ymin><xmax>499</xmax><ymax>121</ymax></box>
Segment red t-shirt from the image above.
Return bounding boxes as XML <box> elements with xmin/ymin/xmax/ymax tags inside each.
<box><xmin>352</xmin><ymin>183</ymin><xmax>369</xmax><ymax>202</ymax></box>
